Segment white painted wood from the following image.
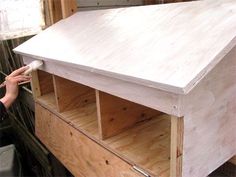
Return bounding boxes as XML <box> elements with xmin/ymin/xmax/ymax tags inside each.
<box><xmin>181</xmin><ymin>45</ymin><xmax>236</xmax><ymax>177</ymax></box>
<box><xmin>14</xmin><ymin>0</ymin><xmax>236</xmax><ymax>94</ymax></box>
<box><xmin>23</xmin><ymin>56</ymin><xmax>181</xmax><ymax>116</ymax></box>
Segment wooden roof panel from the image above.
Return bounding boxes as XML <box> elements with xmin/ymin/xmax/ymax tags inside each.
<box><xmin>14</xmin><ymin>0</ymin><xmax>236</xmax><ymax>94</ymax></box>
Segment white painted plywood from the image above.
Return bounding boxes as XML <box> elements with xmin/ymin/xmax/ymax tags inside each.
<box><xmin>14</xmin><ymin>0</ymin><xmax>236</xmax><ymax>94</ymax></box>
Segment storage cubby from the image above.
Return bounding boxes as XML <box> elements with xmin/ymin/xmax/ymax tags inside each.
<box><xmin>33</xmin><ymin>72</ymin><xmax>99</xmax><ymax>138</ymax></box>
<box><xmin>96</xmin><ymin>91</ymin><xmax>170</xmax><ymax>176</ymax></box>
<box><xmin>103</xmin><ymin>114</ymin><xmax>171</xmax><ymax>176</ymax></box>
<box><xmin>96</xmin><ymin>90</ymin><xmax>163</xmax><ymax>139</ymax></box>
<box><xmin>33</xmin><ymin>70</ymin><xmax>56</xmax><ymax>108</ymax></box>
<box><xmin>34</xmin><ymin>71</ymin><xmax>177</xmax><ymax>177</ymax></box>
<box><xmin>52</xmin><ymin>75</ymin><xmax>98</xmax><ymax>138</ymax></box>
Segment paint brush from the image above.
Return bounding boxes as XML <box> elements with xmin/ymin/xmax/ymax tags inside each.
<box><xmin>0</xmin><ymin>60</ymin><xmax>43</xmax><ymax>88</ymax></box>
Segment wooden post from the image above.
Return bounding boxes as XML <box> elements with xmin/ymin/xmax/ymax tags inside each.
<box><xmin>61</xmin><ymin>0</ymin><xmax>77</xmax><ymax>19</ymax></box>
<box><xmin>43</xmin><ymin>0</ymin><xmax>77</xmax><ymax>26</ymax></box>
<box><xmin>170</xmin><ymin>116</ymin><xmax>184</xmax><ymax>177</ymax></box>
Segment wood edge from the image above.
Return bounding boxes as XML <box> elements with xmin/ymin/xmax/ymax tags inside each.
<box><xmin>95</xmin><ymin>90</ymin><xmax>103</xmax><ymax>140</ymax></box>
<box><xmin>52</xmin><ymin>75</ymin><xmax>60</xmax><ymax>112</ymax></box>
<box><xmin>30</xmin><ymin>70</ymin><xmax>41</xmax><ymax>98</ymax></box>
<box><xmin>170</xmin><ymin>116</ymin><xmax>183</xmax><ymax>177</ymax></box>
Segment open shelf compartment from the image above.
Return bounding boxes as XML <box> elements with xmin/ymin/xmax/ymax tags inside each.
<box><xmin>33</xmin><ymin>70</ymin><xmax>182</xmax><ymax>177</ymax></box>
<box><xmin>32</xmin><ymin>70</ymin><xmax>56</xmax><ymax>108</ymax></box>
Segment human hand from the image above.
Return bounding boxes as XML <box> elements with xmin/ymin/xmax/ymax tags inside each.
<box><xmin>0</xmin><ymin>66</ymin><xmax>31</xmax><ymax>108</ymax></box>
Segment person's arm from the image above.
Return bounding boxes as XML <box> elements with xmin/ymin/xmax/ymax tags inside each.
<box><xmin>0</xmin><ymin>66</ymin><xmax>31</xmax><ymax>109</ymax></box>
<box><xmin>0</xmin><ymin>100</ymin><xmax>7</xmax><ymax>119</ymax></box>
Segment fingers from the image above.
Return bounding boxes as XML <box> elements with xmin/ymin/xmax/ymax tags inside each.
<box><xmin>6</xmin><ymin>75</ymin><xmax>31</xmax><ymax>84</ymax></box>
<box><xmin>11</xmin><ymin>75</ymin><xmax>31</xmax><ymax>83</ymax></box>
<box><xmin>9</xmin><ymin>66</ymin><xmax>29</xmax><ymax>77</ymax></box>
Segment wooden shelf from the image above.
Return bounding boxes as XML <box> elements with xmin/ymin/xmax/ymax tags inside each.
<box><xmin>37</xmin><ymin>92</ymin><xmax>56</xmax><ymax>109</ymax></box>
<box><xmin>34</xmin><ymin>70</ymin><xmax>171</xmax><ymax>177</ymax></box>
<box><xmin>37</xmin><ymin>89</ymin><xmax>170</xmax><ymax>176</ymax></box>
<box><xmin>37</xmin><ymin>94</ymin><xmax>99</xmax><ymax>138</ymax></box>
<box><xmin>104</xmin><ymin>114</ymin><xmax>170</xmax><ymax>177</ymax></box>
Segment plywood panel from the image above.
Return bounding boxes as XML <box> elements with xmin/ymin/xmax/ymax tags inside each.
<box><xmin>104</xmin><ymin>114</ymin><xmax>171</xmax><ymax>177</ymax></box>
<box><xmin>36</xmin><ymin>95</ymin><xmax>171</xmax><ymax>177</ymax></box>
<box><xmin>96</xmin><ymin>91</ymin><xmax>161</xmax><ymax>139</ymax></box>
<box><xmin>38</xmin><ymin>70</ymin><xmax>54</xmax><ymax>95</ymax></box>
<box><xmin>181</xmin><ymin>46</ymin><xmax>236</xmax><ymax>177</ymax></box>
<box><xmin>23</xmin><ymin>56</ymin><xmax>181</xmax><ymax>116</ymax></box>
<box><xmin>35</xmin><ymin>103</ymin><xmax>142</xmax><ymax>177</ymax></box>
<box><xmin>53</xmin><ymin>75</ymin><xmax>95</xmax><ymax>112</ymax></box>
<box><xmin>15</xmin><ymin>0</ymin><xmax>236</xmax><ymax>94</ymax></box>
<box><xmin>37</xmin><ymin>94</ymin><xmax>99</xmax><ymax>138</ymax></box>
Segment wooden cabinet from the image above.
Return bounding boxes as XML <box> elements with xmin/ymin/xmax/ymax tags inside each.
<box><xmin>14</xmin><ymin>0</ymin><xmax>236</xmax><ymax>176</ymax></box>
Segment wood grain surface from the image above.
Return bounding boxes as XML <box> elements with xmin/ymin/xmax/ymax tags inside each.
<box><xmin>14</xmin><ymin>0</ymin><xmax>236</xmax><ymax>94</ymax></box>
<box><xmin>53</xmin><ymin>75</ymin><xmax>96</xmax><ymax>112</ymax></box>
<box><xmin>96</xmin><ymin>90</ymin><xmax>161</xmax><ymax>139</ymax></box>
<box><xmin>36</xmin><ymin>93</ymin><xmax>171</xmax><ymax>176</ymax></box>
<box><xmin>35</xmin><ymin>103</ymin><xmax>143</xmax><ymax>177</ymax></box>
<box><xmin>181</xmin><ymin>45</ymin><xmax>236</xmax><ymax>177</ymax></box>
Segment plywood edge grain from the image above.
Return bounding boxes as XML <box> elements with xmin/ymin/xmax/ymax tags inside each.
<box><xmin>183</xmin><ymin>36</ymin><xmax>236</xmax><ymax>95</ymax></box>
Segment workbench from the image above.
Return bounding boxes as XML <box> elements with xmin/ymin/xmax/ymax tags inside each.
<box><xmin>14</xmin><ymin>0</ymin><xmax>236</xmax><ymax>176</ymax></box>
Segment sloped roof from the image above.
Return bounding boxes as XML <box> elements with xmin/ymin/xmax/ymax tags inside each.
<box><xmin>14</xmin><ymin>0</ymin><xmax>236</xmax><ymax>94</ymax></box>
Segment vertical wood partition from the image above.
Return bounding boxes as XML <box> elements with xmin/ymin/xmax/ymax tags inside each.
<box><xmin>96</xmin><ymin>90</ymin><xmax>161</xmax><ymax>140</ymax></box>
<box><xmin>31</xmin><ymin>70</ymin><xmax>54</xmax><ymax>98</ymax></box>
<box><xmin>53</xmin><ymin>75</ymin><xmax>95</xmax><ymax>112</ymax></box>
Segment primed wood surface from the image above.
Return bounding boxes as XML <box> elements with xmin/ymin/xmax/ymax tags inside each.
<box><xmin>24</xmin><ymin>57</ymin><xmax>180</xmax><ymax>116</ymax></box>
<box><xmin>181</xmin><ymin>46</ymin><xmax>236</xmax><ymax>177</ymax></box>
<box><xmin>14</xmin><ymin>0</ymin><xmax>236</xmax><ymax>94</ymax></box>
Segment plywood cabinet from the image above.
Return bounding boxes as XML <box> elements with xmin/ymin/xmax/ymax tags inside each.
<box><xmin>33</xmin><ymin>71</ymin><xmax>172</xmax><ymax>177</ymax></box>
<box><xmin>14</xmin><ymin>0</ymin><xmax>236</xmax><ymax>176</ymax></box>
